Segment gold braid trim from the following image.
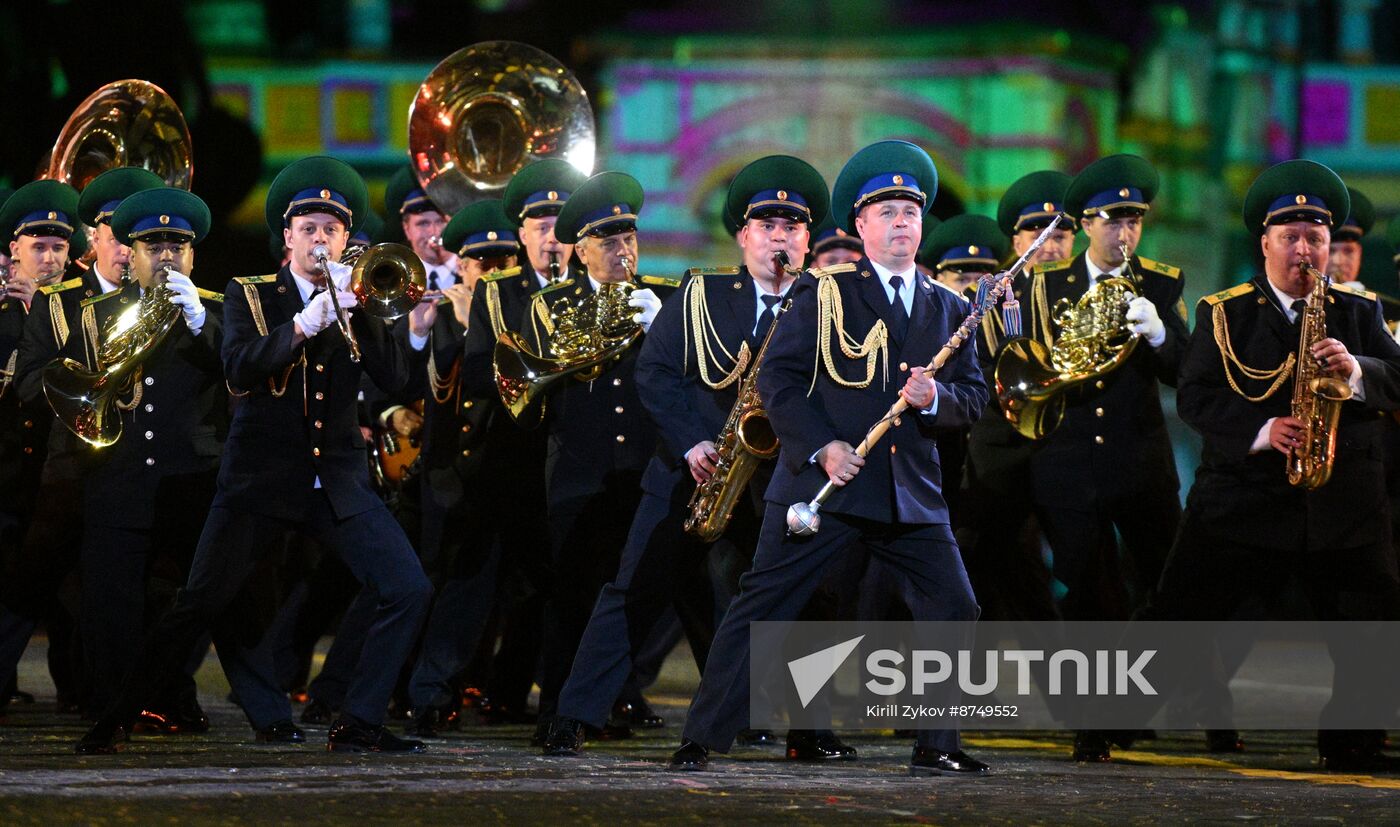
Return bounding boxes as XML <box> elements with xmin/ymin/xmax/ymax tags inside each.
<box><xmin>1033</xmin><ymin>272</ymin><xmax>1054</xmax><ymax>344</ymax></box>
<box><xmin>682</xmin><ymin>277</ymin><xmax>748</xmax><ymax>390</ymax></box>
<box><xmin>232</xmin><ymin>280</ymin><xmax>304</xmax><ymax>398</ymax></box>
<box><xmin>0</xmin><ymin>350</ymin><xmax>16</xmax><ymax>401</ymax></box>
<box><xmin>49</xmin><ymin>292</ymin><xmax>70</xmax><ymax>347</ymax></box>
<box><xmin>1212</xmin><ymin>302</ymin><xmax>1294</xmax><ymax>402</ymax></box>
<box><xmin>486</xmin><ymin>280</ymin><xmax>508</xmax><ymax>339</ymax></box>
<box><xmin>980</xmin><ymin>310</ymin><xmax>1001</xmax><ymax>356</ymax></box>
<box><xmin>531</xmin><ymin>292</ymin><xmax>556</xmax><ymax>340</ymax></box>
<box><xmin>244</xmin><ymin>283</ymin><xmax>269</xmax><ymax>336</ymax></box>
<box><xmin>115</xmin><ymin>367</ymin><xmax>142</xmax><ymax>410</ymax></box>
<box><xmin>81</xmin><ymin>303</ymin><xmax>101</xmax><ymax>369</ymax></box>
<box><xmin>428</xmin><ymin>345</ymin><xmax>460</xmax><ymax>405</ymax></box>
<box><xmin>813</xmin><ymin>274</ymin><xmax>888</xmax><ymax>393</ymax></box>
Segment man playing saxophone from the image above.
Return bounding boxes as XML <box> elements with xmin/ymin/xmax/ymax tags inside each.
<box><xmin>543</xmin><ymin>156</ymin><xmax>857</xmax><ymax>760</ymax></box>
<box><xmin>1142</xmin><ymin>160</ymin><xmax>1400</xmax><ymax>772</ymax></box>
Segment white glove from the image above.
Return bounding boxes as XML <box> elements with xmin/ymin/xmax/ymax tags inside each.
<box><xmin>294</xmin><ymin>289</ymin><xmax>357</xmax><ymax>338</ymax></box>
<box><xmin>1125</xmin><ymin>295</ymin><xmax>1166</xmax><ymax>348</ymax></box>
<box><xmin>163</xmin><ymin>272</ymin><xmax>206</xmax><ymax>333</ymax></box>
<box><xmin>324</xmin><ymin>260</ymin><xmax>353</xmax><ymax>287</ymax></box>
<box><xmin>1392</xmin><ymin>321</ymin><xmax>1400</xmax><ymax>348</ymax></box>
<box><xmin>629</xmin><ymin>288</ymin><xmax>662</xmax><ymax>333</ymax></box>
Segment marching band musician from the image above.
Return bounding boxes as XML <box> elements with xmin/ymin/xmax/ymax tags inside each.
<box><xmin>517</xmin><ymin>170</ymin><xmax>675</xmax><ymax>740</ymax></box>
<box><xmin>77</xmin><ymin>157</ymin><xmax>432</xmax><ymax>755</ymax></box>
<box><xmin>544</xmin><ymin>156</ymin><xmax>855</xmax><ymax>761</ymax></box>
<box><xmin>1328</xmin><ymin>187</ymin><xmax>1374</xmax><ymax>289</ymax></box>
<box><xmin>385</xmin><ymin>166</ymin><xmax>458</xmax><ymax>292</ymax></box>
<box><xmin>57</xmin><ymin>187</ymin><xmax>225</xmax><ymax>731</ymax></box>
<box><xmin>669</xmin><ymin>141</ymin><xmax>990</xmax><ymax>776</ymax></box>
<box><xmin>400</xmin><ymin>199</ymin><xmax>523</xmax><ymax>734</ymax></box>
<box><xmin>1137</xmin><ymin>160</ymin><xmax>1400</xmax><ymax>772</ymax></box>
<box><xmin>0</xmin><ymin>182</ymin><xmax>80</xmax><ymax>717</ymax></box>
<box><xmin>810</xmin><ymin>215</ymin><xmax>865</xmax><ymax>269</ymax></box>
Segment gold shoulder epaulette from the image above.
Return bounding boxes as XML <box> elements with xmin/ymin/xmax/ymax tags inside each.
<box><xmin>234</xmin><ymin>274</ymin><xmax>278</xmax><ymax>285</ymax></box>
<box><xmin>39</xmin><ymin>277</ymin><xmax>84</xmax><ymax>295</ymax></box>
<box><xmin>1332</xmin><ymin>282</ymin><xmax>1378</xmax><ymax>301</ymax></box>
<box><xmin>1202</xmin><ymin>282</ymin><xmax>1254</xmax><ymax>306</ymax></box>
<box><xmin>79</xmin><ymin>290</ymin><xmax>124</xmax><ymax>308</ymax></box>
<box><xmin>926</xmin><ymin>277</ymin><xmax>965</xmax><ymax>299</ymax></box>
<box><xmin>481</xmin><ymin>265</ymin><xmax>524</xmax><ymax>283</ymax></box>
<box><xmin>683</xmin><ymin>266</ymin><xmax>741</xmax><ymax>278</ymax></box>
<box><xmin>639</xmin><ymin>274</ymin><xmax>682</xmax><ymax>288</ymax></box>
<box><xmin>1137</xmin><ymin>257</ymin><xmax>1182</xmax><ymax>279</ymax></box>
<box><xmin>1030</xmin><ymin>259</ymin><xmax>1072</xmax><ymax>275</ymax></box>
<box><xmin>535</xmin><ymin>278</ymin><xmax>576</xmax><ymax>296</ymax></box>
<box><xmin>196</xmin><ymin>288</ymin><xmax>225</xmax><ymax>303</ymax></box>
<box><xmin>809</xmin><ymin>262</ymin><xmax>858</xmax><ymax>279</ymax></box>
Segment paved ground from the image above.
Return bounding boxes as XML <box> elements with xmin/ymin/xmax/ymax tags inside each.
<box><xmin>2</xmin><ymin>638</ymin><xmax>1399</xmax><ymax>825</ymax></box>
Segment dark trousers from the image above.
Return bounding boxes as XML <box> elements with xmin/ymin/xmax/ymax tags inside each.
<box><xmin>1034</xmin><ymin>482</ymin><xmax>1180</xmax><ymax>619</ymax></box>
<box><xmin>406</xmin><ymin>469</ymin><xmax>550</xmax><ymax>712</ymax></box>
<box><xmin>556</xmin><ymin>488</ymin><xmax>720</xmax><ymax>728</ymax></box>
<box><xmin>682</xmin><ymin>503</ymin><xmax>979</xmax><ymax>753</ymax></box>
<box><xmin>1138</xmin><ymin>508</ymin><xmax>1400</xmax><ymax>734</ymax></box>
<box><xmin>104</xmin><ymin>495</ymin><xmax>431</xmax><ymax>730</ymax></box>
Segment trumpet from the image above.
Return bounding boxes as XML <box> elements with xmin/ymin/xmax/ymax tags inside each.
<box><xmin>313</xmin><ymin>243</ymin><xmax>361</xmax><ymax>363</ymax></box>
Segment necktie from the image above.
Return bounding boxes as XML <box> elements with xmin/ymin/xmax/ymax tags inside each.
<box><xmin>308</xmin><ymin>286</ymin><xmax>325</xmax><ymax>307</ymax></box>
<box><xmin>1290</xmin><ymin>299</ymin><xmax>1306</xmax><ymax>327</ymax></box>
<box><xmin>888</xmin><ymin>275</ymin><xmax>910</xmax><ymax>342</ymax></box>
<box><xmin>754</xmin><ymin>293</ymin><xmax>783</xmax><ymax>339</ymax></box>
<box><xmin>428</xmin><ymin>270</ymin><xmax>439</xmax><ymax>291</ymax></box>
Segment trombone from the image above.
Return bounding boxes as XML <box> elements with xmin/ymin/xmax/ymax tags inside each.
<box><xmin>313</xmin><ymin>244</ymin><xmax>360</xmax><ymax>363</ymax></box>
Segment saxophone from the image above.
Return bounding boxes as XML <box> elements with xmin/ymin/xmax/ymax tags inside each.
<box><xmin>684</xmin><ymin>253</ymin><xmax>794</xmax><ymax>543</ymax></box>
<box><xmin>1287</xmin><ymin>260</ymin><xmax>1352</xmax><ymax>490</ymax></box>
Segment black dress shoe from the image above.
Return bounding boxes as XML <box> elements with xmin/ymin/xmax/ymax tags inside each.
<box><xmin>786</xmin><ymin>730</ymin><xmax>857</xmax><ymax>761</ymax></box>
<box><xmin>1206</xmin><ymin>729</ymin><xmax>1244</xmax><ymax>753</ymax></box>
<box><xmin>543</xmin><ymin>717</ymin><xmax>586</xmax><ymax>756</ymax></box>
<box><xmin>8</xmin><ymin>689</ymin><xmax>35</xmax><ymax>705</ymax></box>
<box><xmin>611</xmin><ymin>697</ymin><xmax>665</xmax><ymax>729</ymax></box>
<box><xmin>406</xmin><ymin>707</ymin><xmax>454</xmax><ymax>738</ymax></box>
<box><xmin>300</xmin><ymin>698</ymin><xmax>335</xmax><ymax>725</ymax></box>
<box><xmin>668</xmin><ymin>739</ymin><xmax>710</xmax><ymax>771</ymax></box>
<box><xmin>328</xmin><ymin>716</ymin><xmax>427</xmax><ymax>754</ymax></box>
<box><xmin>1072</xmin><ymin>730</ymin><xmax>1112</xmax><ymax>763</ymax></box>
<box><xmin>173</xmin><ymin>698</ymin><xmax>211</xmax><ymax>733</ymax></box>
<box><xmin>910</xmin><ymin>747</ymin><xmax>991</xmax><ymax>777</ymax></box>
<box><xmin>736</xmin><ymin>728</ymin><xmax>778</xmax><ymax>747</ymax></box>
<box><xmin>530</xmin><ymin>717</ymin><xmax>552</xmax><ymax>747</ymax></box>
<box><xmin>254</xmin><ymin>720</ymin><xmax>307</xmax><ymax>744</ymax></box>
<box><xmin>75</xmin><ymin>721</ymin><xmax>129</xmax><ymax>755</ymax></box>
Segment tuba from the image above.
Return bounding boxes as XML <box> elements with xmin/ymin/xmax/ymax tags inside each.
<box><xmin>43</xmin><ymin>267</ymin><xmax>181</xmax><ymax>447</ymax></box>
<box><xmin>494</xmin><ymin>256</ymin><xmax>642</xmax><ymax>428</ymax></box>
<box><xmin>685</xmin><ymin>252</ymin><xmax>795</xmax><ymax>542</ymax></box>
<box><xmin>1288</xmin><ymin>261</ymin><xmax>1352</xmax><ymax>490</ymax></box>
<box><xmin>408</xmin><ymin>41</ymin><xmax>595</xmax><ymax>215</ymax></box>
<box><xmin>994</xmin><ymin>246</ymin><xmax>1141</xmax><ymax>439</ymax></box>
<box><xmin>45</xmin><ymin>80</ymin><xmax>193</xmax><ymax>191</ymax></box>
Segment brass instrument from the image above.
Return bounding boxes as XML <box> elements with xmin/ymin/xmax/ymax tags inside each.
<box><xmin>312</xmin><ymin>242</ymin><xmax>429</xmax><ymax>364</ymax></box>
<box><xmin>408</xmin><ymin>41</ymin><xmax>596</xmax><ymax>215</ymax></box>
<box><xmin>43</xmin><ymin>265</ymin><xmax>179</xmax><ymax>447</ymax></box>
<box><xmin>494</xmin><ymin>257</ymin><xmax>642</xmax><ymax>428</ymax></box>
<box><xmin>1288</xmin><ymin>260</ymin><xmax>1352</xmax><ymax>490</ymax></box>
<box><xmin>45</xmin><ymin>80</ymin><xmax>193</xmax><ymax>191</ymax></box>
<box><xmin>994</xmin><ymin>247</ymin><xmax>1142</xmax><ymax>440</ymax></box>
<box><xmin>685</xmin><ymin>252</ymin><xmax>796</xmax><ymax>542</ymax></box>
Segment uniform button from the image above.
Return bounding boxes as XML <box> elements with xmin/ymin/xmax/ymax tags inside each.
<box><xmin>145</xmin><ymin>430</ymin><xmax>154</xmax><ymax>440</ymax></box>
<box><xmin>145</xmin><ymin>457</ymin><xmax>154</xmax><ymax>465</ymax></box>
<box><xmin>461</xmin><ymin>424</ymin><xmax>471</xmax><ymax>433</ymax></box>
<box><xmin>314</xmin><ymin>392</ymin><xmax>324</xmax><ymax>401</ymax></box>
<box><xmin>899</xmin><ymin>362</ymin><xmax>908</xmax><ymax>372</ymax></box>
<box><xmin>463</xmin><ymin>400</ymin><xmax>473</xmax><ymax>409</ymax></box>
<box><xmin>1095</xmin><ymin>407</ymin><xmax>1104</xmax><ymax>417</ymax></box>
<box><xmin>1094</xmin><ymin>380</ymin><xmax>1105</xmax><ymax>390</ymax></box>
<box><xmin>614</xmin><ymin>406</ymin><xmax>624</xmax><ymax>414</ymax></box>
<box><xmin>1094</xmin><ymin>435</ymin><xmax>1104</xmax><ymax>445</ymax></box>
<box><xmin>315</xmin><ymin>364</ymin><xmax>325</xmax><ymax>373</ymax></box>
<box><xmin>461</xmin><ymin>449</ymin><xmax>471</xmax><ymax>457</ymax></box>
<box><xmin>144</xmin><ymin>403</ymin><xmax>154</xmax><ymax>413</ymax></box>
<box><xmin>22</xmin><ymin>420</ymin><xmax>32</xmax><ymax>428</ymax></box>
<box><xmin>23</xmin><ymin>447</ymin><xmax>33</xmax><ymax>455</ymax></box>
<box><xmin>313</xmin><ymin>447</ymin><xmax>321</xmax><ymax>457</ymax></box>
<box><xmin>615</xmin><ymin>434</ymin><xmax>626</xmax><ymax>443</ymax></box>
<box><xmin>314</xmin><ymin>420</ymin><xmax>323</xmax><ymax>429</ymax></box>
<box><xmin>612</xmin><ymin>378</ymin><xmax>622</xmax><ymax>386</ymax></box>
<box><xmin>890</xmin><ymin>444</ymin><xmax>897</xmax><ymax>454</ymax></box>
<box><xmin>144</xmin><ymin>376</ymin><xmax>155</xmax><ymax>386</ymax></box>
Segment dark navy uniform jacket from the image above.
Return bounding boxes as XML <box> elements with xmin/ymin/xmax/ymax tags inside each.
<box><xmin>758</xmin><ymin>257</ymin><xmax>988</xmax><ymax>525</ymax></box>
<box><xmin>58</xmin><ymin>282</ymin><xmax>227</xmax><ymax>528</ymax></box>
<box><xmin>219</xmin><ymin>264</ymin><xmax>414</xmax><ymax>522</ymax></box>
<box><xmin>1179</xmin><ymin>277</ymin><xmax>1400</xmax><ymax>551</ymax></box>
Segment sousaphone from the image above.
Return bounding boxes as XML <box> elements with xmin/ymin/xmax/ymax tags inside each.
<box><xmin>45</xmin><ymin>79</ymin><xmax>193</xmax><ymax>191</ymax></box>
<box><xmin>408</xmin><ymin>41</ymin><xmax>595</xmax><ymax>214</ymax></box>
